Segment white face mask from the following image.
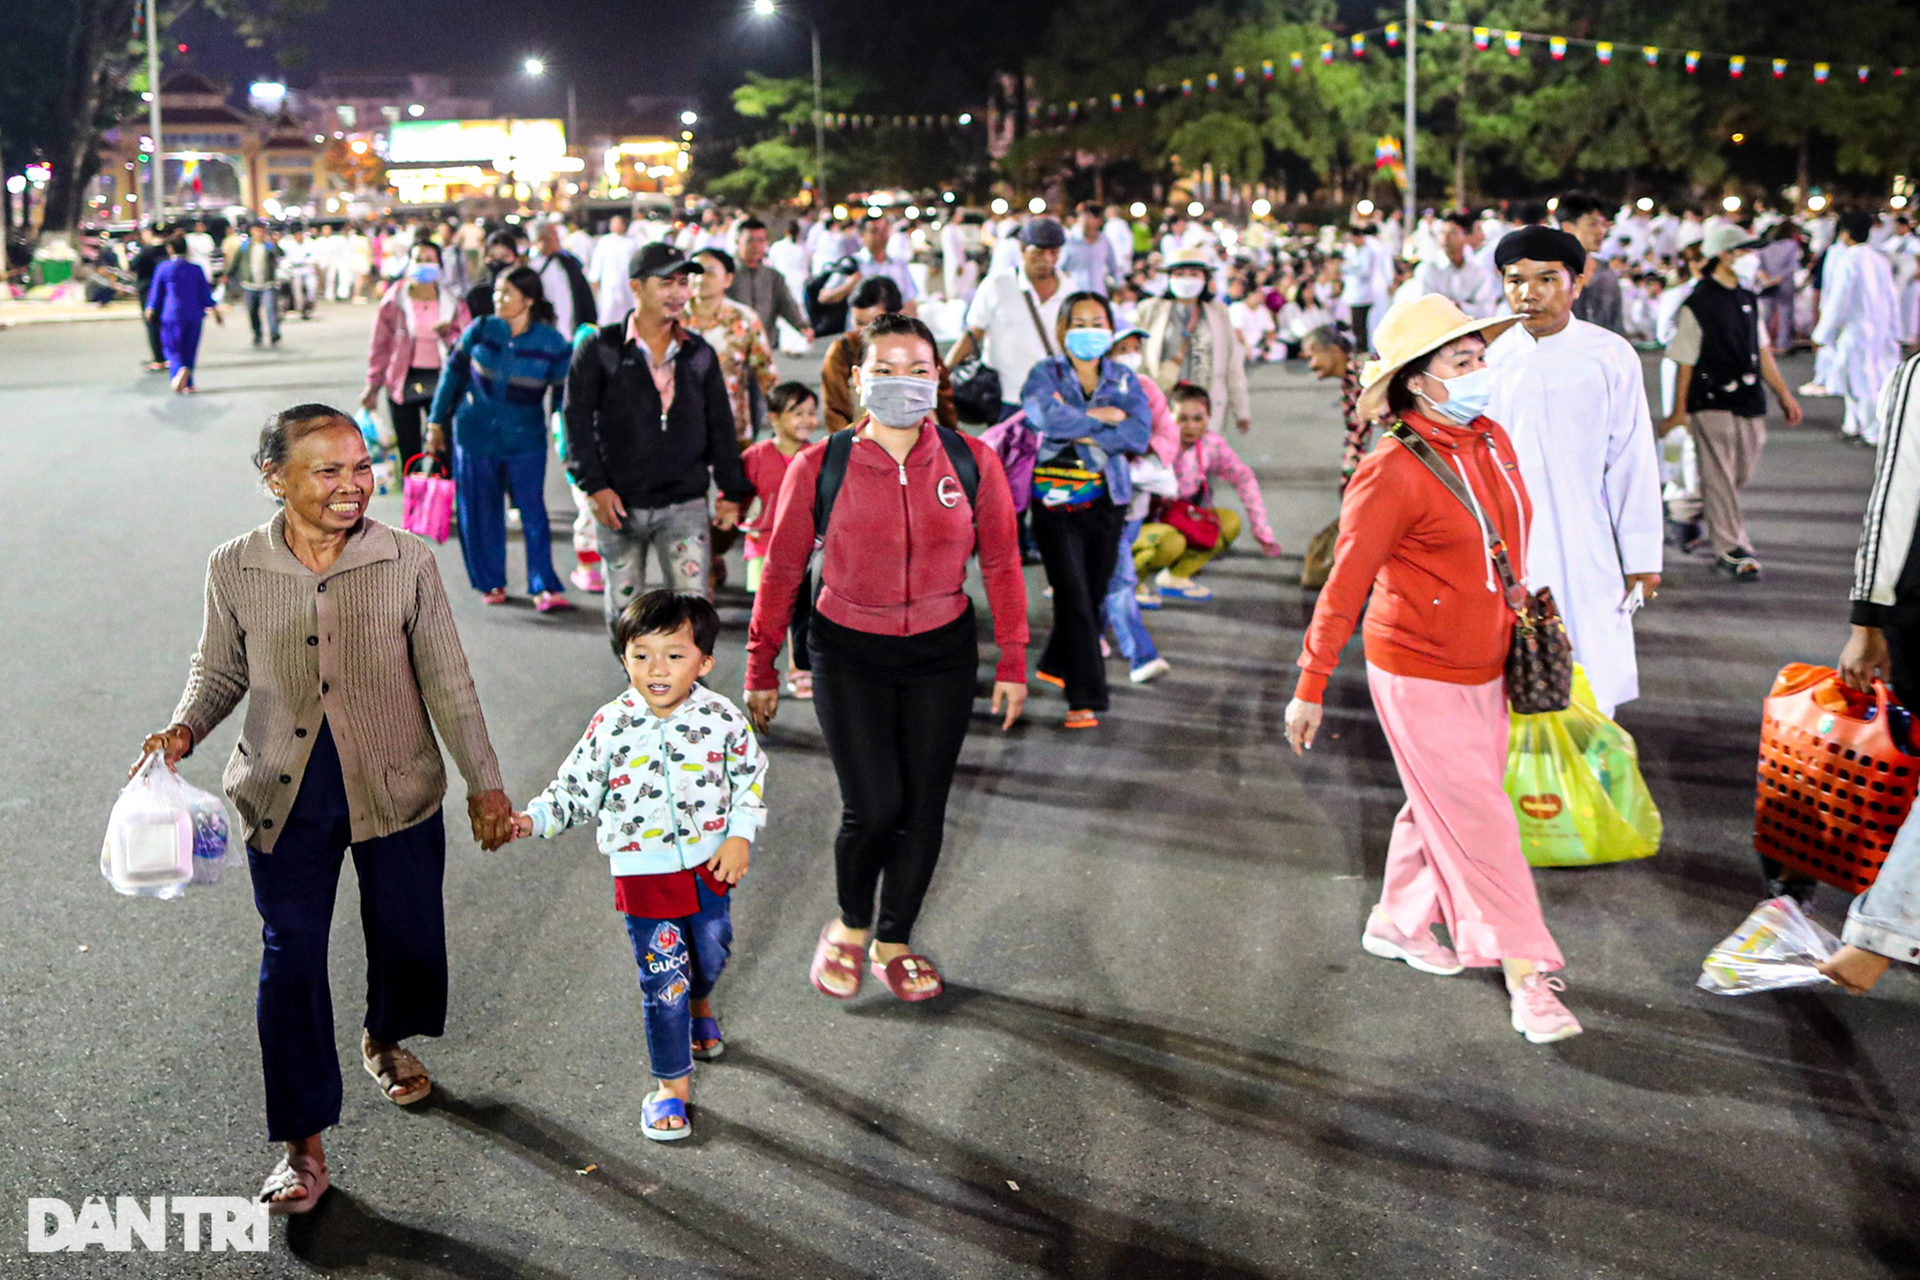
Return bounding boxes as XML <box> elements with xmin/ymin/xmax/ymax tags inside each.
<box><xmin>1170</xmin><ymin>274</ymin><xmax>1206</xmax><ymax>300</ymax></box>
<box><xmin>1113</xmin><ymin>352</ymin><xmax>1144</xmax><ymax>371</ymax></box>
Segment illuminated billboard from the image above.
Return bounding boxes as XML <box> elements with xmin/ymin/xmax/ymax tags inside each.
<box><xmin>387</xmin><ymin>119</ymin><xmax>567</xmax><ymax>166</ymax></box>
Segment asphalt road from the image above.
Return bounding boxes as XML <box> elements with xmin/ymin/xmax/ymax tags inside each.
<box><xmin>3</xmin><ymin>304</ymin><xmax>1917</xmax><ymax>1280</ymax></box>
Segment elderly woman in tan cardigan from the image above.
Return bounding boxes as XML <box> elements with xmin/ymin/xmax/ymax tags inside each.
<box><xmin>138</xmin><ymin>403</ymin><xmax>513</xmax><ymax>1215</ymax></box>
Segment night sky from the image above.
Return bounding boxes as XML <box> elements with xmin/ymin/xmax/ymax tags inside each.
<box><xmin>168</xmin><ymin>0</ymin><xmax>1388</xmax><ymax>120</ymax></box>
<box><xmin>169</xmin><ymin>0</ymin><xmax>796</xmax><ymax>114</ymax></box>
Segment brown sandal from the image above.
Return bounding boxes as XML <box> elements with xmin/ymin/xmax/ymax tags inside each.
<box><xmin>362</xmin><ymin>1043</ymin><xmax>432</xmax><ymax>1105</ymax></box>
<box><xmin>870</xmin><ymin>948</ymin><xmax>944</xmax><ymax>1002</ymax></box>
<box><xmin>810</xmin><ymin>923</ymin><xmax>865</xmax><ymax>999</ymax></box>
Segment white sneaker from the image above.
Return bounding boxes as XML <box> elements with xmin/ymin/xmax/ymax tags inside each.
<box><xmin>1129</xmin><ymin>657</ymin><xmax>1171</xmax><ymax>684</ymax></box>
<box><xmin>1797</xmin><ymin>381</ymin><xmax>1830</xmax><ymax>397</ymax></box>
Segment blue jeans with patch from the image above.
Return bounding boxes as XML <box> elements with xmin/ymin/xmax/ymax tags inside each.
<box><xmin>1845</xmin><ymin>807</ymin><xmax>1920</xmax><ymax>964</ymax></box>
<box><xmin>1102</xmin><ymin>515</ymin><xmax>1159</xmax><ymax>667</ymax></box>
<box><xmin>621</xmin><ymin>880</ymin><xmax>733</xmax><ymax>1081</ymax></box>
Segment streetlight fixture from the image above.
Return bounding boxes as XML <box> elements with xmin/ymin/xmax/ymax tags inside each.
<box><xmin>521</xmin><ymin>57</ymin><xmax>576</xmax><ymax>149</ymax></box>
<box><xmin>681</xmin><ymin>110</ymin><xmax>698</xmax><ymax>126</ymax></box>
<box><xmin>749</xmin><ymin>0</ymin><xmax>827</xmax><ymax>209</ymax></box>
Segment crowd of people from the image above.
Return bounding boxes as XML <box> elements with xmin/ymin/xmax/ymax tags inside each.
<box><xmin>121</xmin><ymin>181</ymin><xmax>1920</xmax><ymax>1211</ymax></box>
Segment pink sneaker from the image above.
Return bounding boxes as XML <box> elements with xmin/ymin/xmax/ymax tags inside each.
<box><xmin>534</xmin><ymin>591</ymin><xmax>574</xmax><ymax>613</ymax></box>
<box><xmin>569</xmin><ymin>565</ymin><xmax>605</xmax><ymax>593</ymax></box>
<box><xmin>1361</xmin><ymin>908</ymin><xmax>1463</xmax><ymax>976</ymax></box>
<box><xmin>1509</xmin><ymin>973</ymin><xmax>1583</xmax><ymax>1043</ymax></box>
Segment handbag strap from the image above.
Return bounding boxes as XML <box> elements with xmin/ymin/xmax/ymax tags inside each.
<box><xmin>1022</xmin><ymin>287</ymin><xmax>1057</xmax><ymax>359</ymax></box>
<box><xmin>1385</xmin><ymin>421</ymin><xmax>1528</xmax><ymax>615</ymax></box>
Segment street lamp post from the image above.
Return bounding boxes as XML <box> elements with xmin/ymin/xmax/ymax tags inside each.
<box><xmin>146</xmin><ymin>0</ymin><xmax>165</xmax><ymax>224</ymax></box>
<box><xmin>523</xmin><ymin>58</ymin><xmax>577</xmax><ymax>153</ymax></box>
<box><xmin>751</xmin><ymin>0</ymin><xmax>827</xmax><ymax>209</ymax></box>
<box><xmin>1404</xmin><ymin>0</ymin><xmax>1417</xmax><ymax>232</ymax></box>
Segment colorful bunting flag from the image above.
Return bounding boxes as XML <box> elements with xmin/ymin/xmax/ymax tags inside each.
<box><xmin>1859</xmin><ymin>65</ymin><xmax>1870</xmax><ymax>82</ymax></box>
<box><xmin>1729</xmin><ymin>55</ymin><xmax>1744</xmax><ymax>78</ymax></box>
<box><xmin>1772</xmin><ymin>58</ymin><xmax>1787</xmax><ymax>78</ymax></box>
<box><xmin>1320</xmin><ymin>42</ymin><xmax>1335</xmax><ymax>64</ymax></box>
<box><xmin>1180</xmin><ymin>78</ymin><xmax>1193</xmax><ymax>96</ymax></box>
<box><xmin>1289</xmin><ymin>52</ymin><xmax>1302</xmax><ymax>72</ymax></box>
<box><xmin>1596</xmin><ymin>42</ymin><xmax>1613</xmax><ymax>64</ymax></box>
<box><xmin>1233</xmin><ymin>66</ymin><xmax>1245</xmax><ymax>84</ymax></box>
<box><xmin>1814</xmin><ymin>62</ymin><xmax>1830</xmax><ymax>82</ymax></box>
<box><xmin>1261</xmin><ymin>58</ymin><xmax>1274</xmax><ymax>80</ymax></box>
<box><xmin>1549</xmin><ymin>36</ymin><xmax>1566</xmax><ymax>60</ymax></box>
<box><xmin>1473</xmin><ymin>27</ymin><xmax>1491</xmax><ymax>50</ymax></box>
<box><xmin>1425</xmin><ymin>20</ymin><xmax>1444</xmax><ymax>31</ymax></box>
<box><xmin>1504</xmin><ymin>31</ymin><xmax>1523</xmax><ymax>56</ymax></box>
<box><xmin>1206</xmin><ymin>72</ymin><xmax>1218</xmax><ymax>91</ymax></box>
<box><xmin>1385</xmin><ymin>23</ymin><xmax>1400</xmax><ymax>47</ymax></box>
<box><xmin>1111</xmin><ymin>93</ymin><xmax>1122</xmax><ymax>112</ymax></box>
<box><xmin>1134</xmin><ymin>88</ymin><xmax>1145</xmax><ymax>105</ymax></box>
<box><xmin>1351</xmin><ymin>33</ymin><xmax>1366</xmax><ymax>58</ymax></box>
<box><xmin>1685</xmin><ymin>50</ymin><xmax>1700</xmax><ymax>73</ymax></box>
<box><xmin>1643</xmin><ymin>46</ymin><xmax>1659</xmax><ymax>65</ymax></box>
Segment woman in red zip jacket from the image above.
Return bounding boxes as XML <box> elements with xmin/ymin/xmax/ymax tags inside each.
<box><xmin>1282</xmin><ymin>294</ymin><xmax>1581</xmax><ymax>1047</ymax></box>
<box><xmin>745</xmin><ymin>313</ymin><xmax>1029</xmax><ymax>1002</ymax></box>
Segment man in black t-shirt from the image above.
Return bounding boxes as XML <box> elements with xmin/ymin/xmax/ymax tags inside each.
<box><xmin>1659</xmin><ymin>224</ymin><xmax>1803</xmax><ymax>580</ymax></box>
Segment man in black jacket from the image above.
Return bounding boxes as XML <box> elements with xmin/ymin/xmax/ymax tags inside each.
<box><xmin>465</xmin><ymin>230</ymin><xmax>522</xmax><ymax>319</ymax></box>
<box><xmin>564</xmin><ymin>242</ymin><xmax>752</xmax><ymax>630</ymax></box>
<box><xmin>1659</xmin><ymin>223</ymin><xmax>1803</xmax><ymax>580</ymax></box>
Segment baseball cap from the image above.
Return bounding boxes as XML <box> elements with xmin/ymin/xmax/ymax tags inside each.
<box><xmin>1019</xmin><ymin>218</ymin><xmax>1067</xmax><ymax>249</ymax></box>
<box><xmin>1699</xmin><ymin>224</ymin><xmax>1763</xmax><ymax>260</ymax></box>
<box><xmin>628</xmin><ymin>242</ymin><xmax>704</xmax><ymax>280</ymax></box>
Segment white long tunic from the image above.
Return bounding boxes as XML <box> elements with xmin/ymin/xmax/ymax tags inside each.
<box><xmin>1813</xmin><ymin>242</ymin><xmax>1903</xmax><ymax>403</ymax></box>
<box><xmin>1486</xmin><ymin>319</ymin><xmax>1666</xmax><ymax>717</ymax></box>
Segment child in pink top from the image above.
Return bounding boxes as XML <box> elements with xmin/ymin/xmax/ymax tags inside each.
<box><xmin>738</xmin><ymin>382</ymin><xmax>819</xmax><ymax>697</ymax></box>
<box><xmin>1135</xmin><ymin>382</ymin><xmax>1282</xmax><ymax>602</ymax></box>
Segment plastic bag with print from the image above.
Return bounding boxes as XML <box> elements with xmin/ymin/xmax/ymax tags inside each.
<box><xmin>1697</xmin><ymin>896</ymin><xmax>1841</xmax><ymax>995</ymax></box>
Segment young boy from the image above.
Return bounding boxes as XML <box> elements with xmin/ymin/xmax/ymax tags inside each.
<box><xmin>510</xmin><ymin>590</ymin><xmax>767</xmax><ymax>1141</ymax></box>
<box><xmin>1132</xmin><ymin>384</ymin><xmax>1282</xmax><ymax>602</ymax></box>
<box><xmin>738</xmin><ymin>381</ymin><xmax>819</xmax><ymax>699</ymax></box>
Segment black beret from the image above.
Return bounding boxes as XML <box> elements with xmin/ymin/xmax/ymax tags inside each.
<box><xmin>1493</xmin><ymin>225</ymin><xmax>1587</xmax><ymax>275</ymax></box>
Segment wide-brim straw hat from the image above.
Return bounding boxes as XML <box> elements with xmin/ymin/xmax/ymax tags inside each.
<box><xmin>1356</xmin><ymin>293</ymin><xmax>1520</xmax><ymax>421</ymax></box>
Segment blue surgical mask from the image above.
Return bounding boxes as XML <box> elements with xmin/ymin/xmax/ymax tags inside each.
<box><xmin>1063</xmin><ymin>328</ymin><xmax>1115</xmax><ymax>362</ymax></box>
<box><xmin>1421</xmin><ymin>364</ymin><xmax>1493</xmax><ymax>425</ymax></box>
<box><xmin>410</xmin><ymin>262</ymin><xmax>441</xmax><ymax>284</ymax></box>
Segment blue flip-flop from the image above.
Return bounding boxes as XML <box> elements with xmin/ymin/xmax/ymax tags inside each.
<box><xmin>1158</xmin><ymin>581</ymin><xmax>1213</xmax><ymax>602</ymax></box>
<box><xmin>691</xmin><ymin>1015</ymin><xmax>724</xmax><ymax>1062</ymax></box>
<box><xmin>641</xmin><ymin>1089</ymin><xmax>692</xmax><ymax>1142</ymax></box>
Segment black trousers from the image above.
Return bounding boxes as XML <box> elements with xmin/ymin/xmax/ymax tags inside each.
<box><xmin>1033</xmin><ymin>498</ymin><xmax>1125</xmax><ymax>712</ymax></box>
<box><xmin>389</xmin><ymin>392</ymin><xmax>432</xmax><ymax>467</ymax></box>
<box><xmin>1350</xmin><ymin>304</ymin><xmax>1373</xmax><ymax>354</ymax></box>
<box><xmin>143</xmin><ymin>309</ymin><xmax>165</xmax><ymax>364</ymax></box>
<box><xmin>809</xmin><ymin>616</ymin><xmax>976</xmax><ymax>944</ymax></box>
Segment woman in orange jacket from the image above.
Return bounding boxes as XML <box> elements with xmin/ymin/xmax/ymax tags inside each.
<box><xmin>1283</xmin><ymin>295</ymin><xmax>1580</xmax><ymax>1046</ymax></box>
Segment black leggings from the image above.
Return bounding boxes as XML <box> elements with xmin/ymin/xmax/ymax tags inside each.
<box><xmin>809</xmin><ymin>617</ymin><xmax>976</xmax><ymax>944</ymax></box>
<box><xmin>389</xmin><ymin>394</ymin><xmax>430</xmax><ymax>467</ymax></box>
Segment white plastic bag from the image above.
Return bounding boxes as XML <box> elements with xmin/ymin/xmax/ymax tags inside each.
<box><xmin>1697</xmin><ymin>897</ymin><xmax>1841</xmax><ymax>995</ymax></box>
<box><xmin>101</xmin><ymin>754</ymin><xmax>236</xmax><ymax>899</ymax></box>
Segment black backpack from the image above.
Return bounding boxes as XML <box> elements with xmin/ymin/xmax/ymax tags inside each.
<box><xmin>810</xmin><ymin>426</ymin><xmax>981</xmax><ymax>604</ymax></box>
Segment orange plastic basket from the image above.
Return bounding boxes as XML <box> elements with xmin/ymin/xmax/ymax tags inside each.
<box><xmin>1754</xmin><ymin>662</ymin><xmax>1918</xmax><ymax>892</ymax></box>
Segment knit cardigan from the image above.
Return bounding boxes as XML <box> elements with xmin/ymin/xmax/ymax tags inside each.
<box><xmin>170</xmin><ymin>514</ymin><xmax>505</xmax><ymax>852</ymax></box>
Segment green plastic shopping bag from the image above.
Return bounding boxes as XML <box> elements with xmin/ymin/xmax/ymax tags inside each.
<box><xmin>1506</xmin><ymin>667</ymin><xmax>1662</xmax><ymax>867</ymax></box>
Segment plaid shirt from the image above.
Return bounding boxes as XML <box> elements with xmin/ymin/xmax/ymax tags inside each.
<box><xmin>1337</xmin><ymin>365</ymin><xmax>1373</xmax><ymax>492</ymax></box>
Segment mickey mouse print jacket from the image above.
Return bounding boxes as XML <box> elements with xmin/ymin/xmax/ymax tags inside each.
<box><xmin>525</xmin><ymin>684</ymin><xmax>768</xmax><ymax>877</ymax></box>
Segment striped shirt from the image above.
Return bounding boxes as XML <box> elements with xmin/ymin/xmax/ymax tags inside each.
<box><xmin>429</xmin><ymin>315</ymin><xmax>572</xmax><ymax>457</ymax></box>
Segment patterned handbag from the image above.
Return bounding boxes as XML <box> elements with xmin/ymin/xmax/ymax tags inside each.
<box><xmin>1386</xmin><ymin>422</ymin><xmax>1572</xmax><ymax>715</ymax></box>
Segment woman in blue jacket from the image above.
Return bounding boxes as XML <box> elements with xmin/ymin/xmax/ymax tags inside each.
<box><xmin>428</xmin><ymin>265</ymin><xmax>575</xmax><ymax>611</ymax></box>
<box><xmin>1020</xmin><ymin>291</ymin><xmax>1152</xmax><ymax>727</ymax></box>
<box><xmin>144</xmin><ymin>235</ymin><xmax>222</xmax><ymax>394</ymax></box>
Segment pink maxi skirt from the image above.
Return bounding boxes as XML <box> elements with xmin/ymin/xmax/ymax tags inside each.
<box><xmin>1365</xmin><ymin>663</ymin><xmax>1563</xmax><ymax>970</ymax></box>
